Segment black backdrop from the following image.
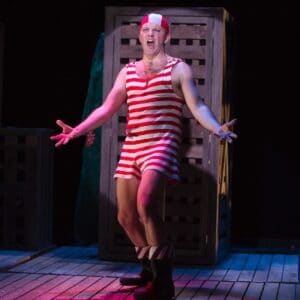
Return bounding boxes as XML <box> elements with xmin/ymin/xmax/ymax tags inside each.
<box><xmin>1</xmin><ymin>1</ymin><xmax>299</xmax><ymax>248</ymax></box>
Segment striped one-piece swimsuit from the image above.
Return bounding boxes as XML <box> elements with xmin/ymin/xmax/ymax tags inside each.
<box><xmin>114</xmin><ymin>57</ymin><xmax>185</xmax><ymax>184</ymax></box>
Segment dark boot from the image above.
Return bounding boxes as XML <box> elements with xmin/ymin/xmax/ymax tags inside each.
<box><xmin>120</xmin><ymin>246</ymin><xmax>152</xmax><ymax>286</ymax></box>
<box><xmin>134</xmin><ymin>245</ymin><xmax>175</xmax><ymax>300</ymax></box>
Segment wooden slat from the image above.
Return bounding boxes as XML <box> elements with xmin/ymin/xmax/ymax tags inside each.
<box><xmin>267</xmin><ymin>254</ymin><xmax>284</xmax><ymax>282</ymax></box>
<box><xmin>295</xmin><ymin>283</ymin><xmax>300</xmax><ymax>299</ymax></box>
<box><xmin>0</xmin><ymin>272</ymin><xmax>28</xmax><ymax>290</ymax></box>
<box><xmin>15</xmin><ymin>275</ymin><xmax>70</xmax><ymax>300</ymax></box>
<box><xmin>34</xmin><ymin>275</ymin><xmax>86</xmax><ymax>300</ymax></box>
<box><xmin>1</xmin><ymin>246</ymin><xmax>300</xmax><ymax>299</ymax></box>
<box><xmin>194</xmin><ymin>267</ymin><xmax>215</xmax><ymax>281</ymax></box>
<box><xmin>0</xmin><ymin>249</ymin><xmax>36</xmax><ymax>270</ymax></box>
<box><xmin>277</xmin><ymin>283</ymin><xmax>296</xmax><ymax>300</ymax></box>
<box><xmin>223</xmin><ymin>253</ymin><xmax>248</xmax><ymax>282</ymax></box>
<box><xmin>244</xmin><ymin>282</ymin><xmax>264</xmax><ymax>299</ymax></box>
<box><xmin>282</xmin><ymin>254</ymin><xmax>299</xmax><ymax>283</ymax></box>
<box><xmin>54</xmin><ymin>276</ymin><xmax>100</xmax><ymax>299</ymax></box>
<box><xmin>0</xmin><ymin>273</ymin><xmax>42</xmax><ymax>299</ymax></box>
<box><xmin>192</xmin><ymin>280</ymin><xmax>219</xmax><ymax>298</ymax></box>
<box><xmin>226</xmin><ymin>281</ymin><xmax>249</xmax><ymax>300</ymax></box>
<box><xmin>209</xmin><ymin>255</ymin><xmax>233</xmax><ymax>281</ymax></box>
<box><xmin>174</xmin><ymin>278</ymin><xmax>190</xmax><ymax>298</ymax></box>
<box><xmin>89</xmin><ymin>278</ymin><xmax>123</xmax><ymax>299</ymax></box>
<box><xmin>176</xmin><ymin>279</ymin><xmax>203</xmax><ymax>299</ymax></box>
<box><xmin>72</xmin><ymin>277</ymin><xmax>116</xmax><ymax>299</ymax></box>
<box><xmin>10</xmin><ymin>246</ymin><xmax>75</xmax><ymax>272</ymax></box>
<box><xmin>261</xmin><ymin>282</ymin><xmax>279</xmax><ymax>300</ymax></box>
<box><xmin>253</xmin><ymin>254</ymin><xmax>273</xmax><ymax>282</ymax></box>
<box><xmin>238</xmin><ymin>253</ymin><xmax>260</xmax><ymax>282</ymax></box>
<box><xmin>210</xmin><ymin>281</ymin><xmax>234</xmax><ymax>299</ymax></box>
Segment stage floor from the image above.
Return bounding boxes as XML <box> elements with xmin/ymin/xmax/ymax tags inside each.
<box><xmin>0</xmin><ymin>245</ymin><xmax>299</xmax><ymax>299</ymax></box>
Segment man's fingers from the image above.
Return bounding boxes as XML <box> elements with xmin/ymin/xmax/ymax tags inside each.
<box><xmin>50</xmin><ymin>133</ymin><xmax>66</xmax><ymax>141</ymax></box>
<box><xmin>230</xmin><ymin>132</ymin><xmax>238</xmax><ymax>139</ymax></box>
<box><xmin>56</xmin><ymin>119</ymin><xmax>66</xmax><ymax>127</ymax></box>
<box><xmin>55</xmin><ymin>138</ymin><xmax>66</xmax><ymax>147</ymax></box>
<box><xmin>226</xmin><ymin>118</ymin><xmax>237</xmax><ymax>128</ymax></box>
<box><xmin>56</xmin><ymin>119</ymin><xmax>73</xmax><ymax>133</ymax></box>
<box><xmin>54</xmin><ymin>136</ymin><xmax>71</xmax><ymax>147</ymax></box>
<box><xmin>219</xmin><ymin>131</ymin><xmax>238</xmax><ymax>143</ymax></box>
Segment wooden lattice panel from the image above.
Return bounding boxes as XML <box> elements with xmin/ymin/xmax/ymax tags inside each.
<box><xmin>99</xmin><ymin>7</ymin><xmax>234</xmax><ymax>264</ymax></box>
<box><xmin>0</xmin><ymin>128</ymin><xmax>53</xmax><ymax>250</ymax></box>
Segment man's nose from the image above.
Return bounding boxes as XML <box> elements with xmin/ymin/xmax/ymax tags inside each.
<box><xmin>147</xmin><ymin>30</ymin><xmax>154</xmax><ymax>36</ymax></box>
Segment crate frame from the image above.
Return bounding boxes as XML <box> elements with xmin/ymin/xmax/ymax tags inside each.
<box><xmin>98</xmin><ymin>6</ymin><xmax>235</xmax><ymax>265</ymax></box>
<box><xmin>0</xmin><ymin>127</ymin><xmax>54</xmax><ymax>250</ymax></box>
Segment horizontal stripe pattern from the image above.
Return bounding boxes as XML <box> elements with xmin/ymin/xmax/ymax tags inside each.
<box><xmin>114</xmin><ymin>57</ymin><xmax>184</xmax><ymax>184</ymax></box>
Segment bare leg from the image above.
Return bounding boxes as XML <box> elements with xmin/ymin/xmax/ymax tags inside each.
<box><xmin>136</xmin><ymin>169</ymin><xmax>167</xmax><ymax>246</ymax></box>
<box><xmin>117</xmin><ymin>177</ymin><xmax>153</xmax><ymax>287</ymax></box>
<box><xmin>116</xmin><ymin>177</ymin><xmax>148</xmax><ymax>247</ymax></box>
<box><xmin>133</xmin><ymin>170</ymin><xmax>175</xmax><ymax>299</ymax></box>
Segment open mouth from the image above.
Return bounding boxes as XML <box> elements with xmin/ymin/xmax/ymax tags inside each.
<box><xmin>147</xmin><ymin>40</ymin><xmax>154</xmax><ymax>47</ymax></box>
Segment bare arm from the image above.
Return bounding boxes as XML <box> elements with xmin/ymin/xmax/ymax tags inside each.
<box><xmin>51</xmin><ymin>67</ymin><xmax>127</xmax><ymax>147</ymax></box>
<box><xmin>174</xmin><ymin>62</ymin><xmax>237</xmax><ymax>142</ymax></box>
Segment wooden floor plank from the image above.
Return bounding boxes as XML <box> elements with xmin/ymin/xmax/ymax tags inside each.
<box><xmin>34</xmin><ymin>275</ymin><xmax>87</xmax><ymax>300</ymax></box>
<box><xmin>0</xmin><ymin>272</ymin><xmax>28</xmax><ymax>290</ymax></box>
<box><xmin>252</xmin><ymin>254</ymin><xmax>272</xmax><ymax>283</ymax></box>
<box><xmin>178</xmin><ymin>266</ymin><xmax>200</xmax><ymax>281</ymax></box>
<box><xmin>261</xmin><ymin>282</ymin><xmax>279</xmax><ymax>300</ymax></box>
<box><xmin>36</xmin><ymin>247</ymin><xmax>98</xmax><ymax>276</ymax></box>
<box><xmin>295</xmin><ymin>283</ymin><xmax>300</xmax><ymax>299</ymax></box>
<box><xmin>0</xmin><ymin>273</ymin><xmax>41</xmax><ymax>298</ymax></box>
<box><xmin>277</xmin><ymin>283</ymin><xmax>296</xmax><ymax>300</ymax></box>
<box><xmin>89</xmin><ymin>277</ymin><xmax>126</xmax><ymax>299</ymax></box>
<box><xmin>176</xmin><ymin>279</ymin><xmax>203</xmax><ymax>299</ymax></box>
<box><xmin>15</xmin><ymin>274</ymin><xmax>71</xmax><ymax>300</ymax></box>
<box><xmin>226</xmin><ymin>281</ymin><xmax>249</xmax><ymax>299</ymax></box>
<box><xmin>0</xmin><ymin>249</ymin><xmax>36</xmax><ymax>270</ymax></box>
<box><xmin>223</xmin><ymin>253</ymin><xmax>248</xmax><ymax>282</ymax></box>
<box><xmin>194</xmin><ymin>266</ymin><xmax>215</xmax><ymax>281</ymax></box>
<box><xmin>209</xmin><ymin>255</ymin><xmax>233</xmax><ymax>281</ymax></box>
<box><xmin>192</xmin><ymin>280</ymin><xmax>219</xmax><ymax>299</ymax></box>
<box><xmin>238</xmin><ymin>253</ymin><xmax>260</xmax><ymax>282</ymax></box>
<box><xmin>10</xmin><ymin>246</ymin><xmax>78</xmax><ymax>273</ymax></box>
<box><xmin>209</xmin><ymin>281</ymin><xmax>233</xmax><ymax>299</ymax></box>
<box><xmin>283</xmin><ymin>255</ymin><xmax>299</xmax><ymax>283</ymax></box>
<box><xmin>78</xmin><ymin>262</ymin><xmax>122</xmax><ymax>277</ymax></box>
<box><xmin>174</xmin><ymin>278</ymin><xmax>190</xmax><ymax>298</ymax></box>
<box><xmin>267</xmin><ymin>254</ymin><xmax>284</xmax><ymax>282</ymax></box>
<box><xmin>54</xmin><ymin>276</ymin><xmax>101</xmax><ymax>299</ymax></box>
<box><xmin>243</xmin><ymin>282</ymin><xmax>264</xmax><ymax>299</ymax></box>
<box><xmin>0</xmin><ymin>246</ymin><xmax>299</xmax><ymax>299</ymax></box>
<box><xmin>72</xmin><ymin>277</ymin><xmax>116</xmax><ymax>300</ymax></box>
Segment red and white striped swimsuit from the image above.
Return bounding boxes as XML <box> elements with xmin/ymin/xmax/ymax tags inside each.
<box><xmin>114</xmin><ymin>57</ymin><xmax>185</xmax><ymax>184</ymax></box>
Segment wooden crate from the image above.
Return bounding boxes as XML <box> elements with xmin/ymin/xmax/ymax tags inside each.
<box><xmin>0</xmin><ymin>128</ymin><xmax>53</xmax><ymax>250</ymax></box>
<box><xmin>99</xmin><ymin>6</ymin><xmax>235</xmax><ymax>265</ymax></box>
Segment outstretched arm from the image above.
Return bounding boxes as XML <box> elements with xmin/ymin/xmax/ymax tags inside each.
<box><xmin>51</xmin><ymin>67</ymin><xmax>127</xmax><ymax>147</ymax></box>
<box><xmin>174</xmin><ymin>62</ymin><xmax>237</xmax><ymax>142</ymax></box>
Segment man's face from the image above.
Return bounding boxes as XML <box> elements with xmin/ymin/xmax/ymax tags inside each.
<box><xmin>139</xmin><ymin>22</ymin><xmax>168</xmax><ymax>56</ymax></box>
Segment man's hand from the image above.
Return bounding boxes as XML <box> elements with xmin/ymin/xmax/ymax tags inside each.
<box><xmin>85</xmin><ymin>130</ymin><xmax>96</xmax><ymax>147</ymax></box>
<box><xmin>215</xmin><ymin>119</ymin><xmax>238</xmax><ymax>143</ymax></box>
<box><xmin>50</xmin><ymin>119</ymin><xmax>76</xmax><ymax>147</ymax></box>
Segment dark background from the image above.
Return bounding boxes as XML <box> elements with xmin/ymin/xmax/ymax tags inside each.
<box><xmin>1</xmin><ymin>1</ymin><xmax>299</xmax><ymax>249</ymax></box>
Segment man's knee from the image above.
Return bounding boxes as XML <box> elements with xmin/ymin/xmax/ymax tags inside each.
<box><xmin>117</xmin><ymin>210</ymin><xmax>137</xmax><ymax>229</ymax></box>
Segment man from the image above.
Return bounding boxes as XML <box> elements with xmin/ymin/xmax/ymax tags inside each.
<box><xmin>51</xmin><ymin>12</ymin><xmax>237</xmax><ymax>300</ymax></box>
